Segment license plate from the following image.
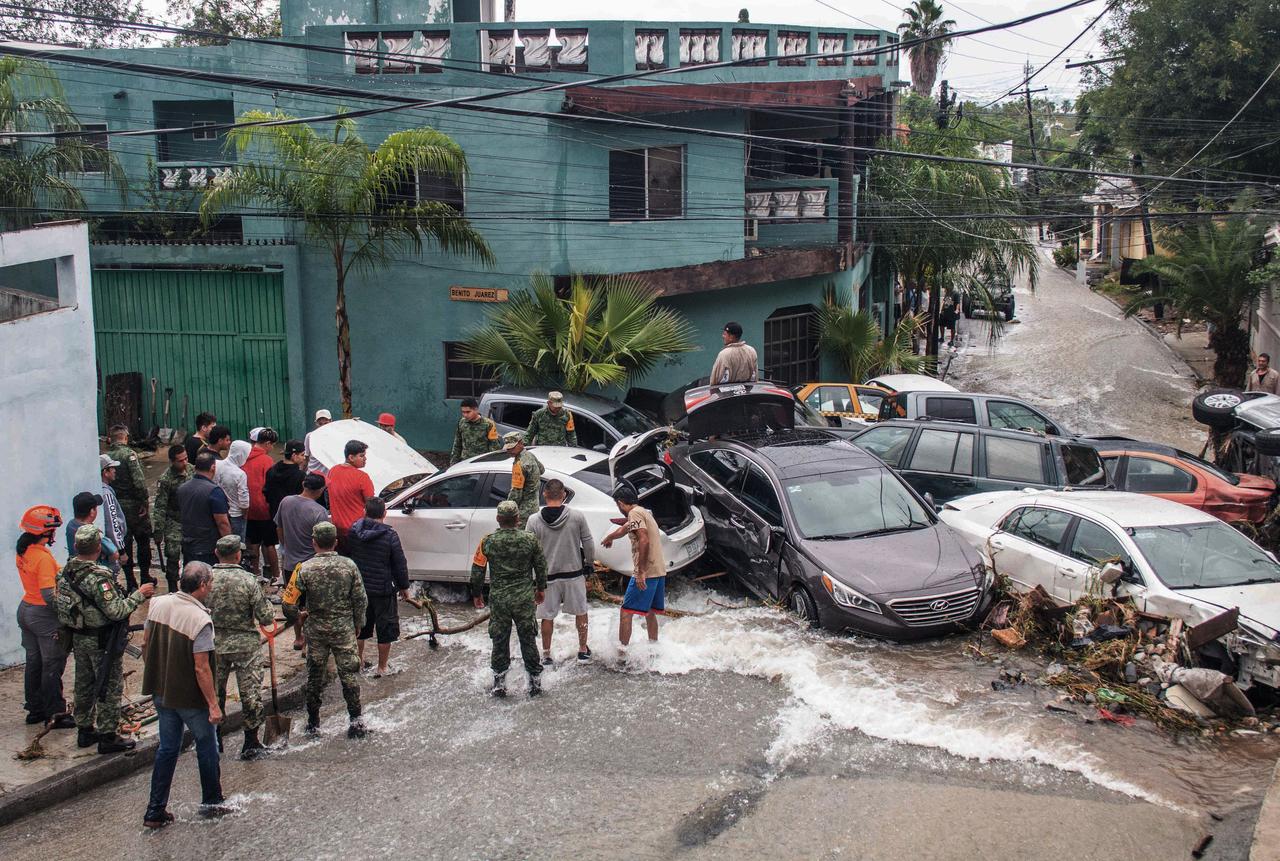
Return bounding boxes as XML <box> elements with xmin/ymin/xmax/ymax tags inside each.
<box><xmin>684</xmin><ymin>534</ymin><xmax>705</xmax><ymax>559</ymax></box>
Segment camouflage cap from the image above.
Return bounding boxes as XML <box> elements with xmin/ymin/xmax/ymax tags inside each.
<box><xmin>312</xmin><ymin>521</ymin><xmax>338</xmax><ymax>542</ymax></box>
<box><xmin>496</xmin><ymin>500</ymin><xmax>520</xmax><ymax>518</ymax></box>
<box><xmin>547</xmin><ymin>391</ymin><xmax>565</xmax><ymax>404</ymax></box>
<box><xmin>501</xmin><ymin>431</ymin><xmax>525</xmax><ymax>451</ymax></box>
<box><xmin>215</xmin><ymin>534</ymin><xmax>245</xmax><ymax>555</ymax></box>
<box><xmin>73</xmin><ymin>523</ymin><xmax>103</xmax><ymax>552</ymax></box>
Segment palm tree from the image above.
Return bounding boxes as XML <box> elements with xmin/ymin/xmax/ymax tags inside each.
<box><xmin>0</xmin><ymin>57</ymin><xmax>118</xmax><ymax>230</ymax></box>
<box><xmin>898</xmin><ymin>0</ymin><xmax>956</xmax><ymax>98</ymax></box>
<box><xmin>201</xmin><ymin>111</ymin><xmax>494</xmax><ymax>417</ymax></box>
<box><xmin>462</xmin><ymin>272</ymin><xmax>698</xmax><ymax>392</ymax></box>
<box><xmin>818</xmin><ymin>295</ymin><xmax>935</xmax><ymax>382</ymax></box>
<box><xmin>1126</xmin><ymin>213</ymin><xmax>1269</xmax><ymax>386</ymax></box>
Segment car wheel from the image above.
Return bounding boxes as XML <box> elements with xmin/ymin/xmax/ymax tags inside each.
<box><xmin>1193</xmin><ymin>389</ymin><xmax>1246</xmax><ymax>430</ymax></box>
<box><xmin>787</xmin><ymin>584</ymin><xmax>820</xmax><ymax>629</ymax></box>
<box><xmin>1255</xmin><ymin>428</ymin><xmax>1280</xmax><ymax>457</ymax></box>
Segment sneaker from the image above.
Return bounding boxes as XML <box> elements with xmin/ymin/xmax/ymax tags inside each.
<box><xmin>541</xmin><ymin>654</ymin><xmax>553</xmax><ymax>667</ymax></box>
<box><xmin>577</xmin><ymin>648</ymin><xmax>592</xmax><ymax>663</ymax></box>
<box><xmin>528</xmin><ymin>675</ymin><xmax>543</xmax><ymax>698</ymax></box>
<box><xmin>198</xmin><ymin>801</ymin><xmax>234</xmax><ymax>819</ymax></box>
<box><xmin>143</xmin><ymin>811</ymin><xmax>175</xmax><ymax>829</ymax></box>
<box><xmin>347</xmin><ymin>719</ymin><xmax>368</xmax><ymax>740</ymax></box>
<box><xmin>491</xmin><ymin>673</ymin><xmax>507</xmax><ymax>698</ymax></box>
<box><xmin>97</xmin><ymin>735</ymin><xmax>137</xmax><ymax>754</ymax></box>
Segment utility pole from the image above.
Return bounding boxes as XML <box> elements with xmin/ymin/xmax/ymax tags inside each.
<box><xmin>1008</xmin><ymin>72</ymin><xmax>1048</xmax><ymax>239</ymax></box>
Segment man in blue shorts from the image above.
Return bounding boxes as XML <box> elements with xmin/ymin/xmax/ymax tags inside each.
<box><xmin>601</xmin><ymin>485</ymin><xmax>667</xmax><ymax>654</ymax></box>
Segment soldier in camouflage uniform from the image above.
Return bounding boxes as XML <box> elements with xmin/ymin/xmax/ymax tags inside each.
<box><xmin>282</xmin><ymin>521</ymin><xmax>369</xmax><ymax>738</ymax></box>
<box><xmin>56</xmin><ymin>524</ymin><xmax>154</xmax><ymax>753</ymax></box>
<box><xmin>152</xmin><ymin>444</ymin><xmax>195</xmax><ymax>594</ymax></box>
<box><xmin>525</xmin><ymin>391</ymin><xmax>579</xmax><ymax>448</ymax></box>
<box><xmin>450</xmin><ymin>397</ymin><xmax>501</xmax><ymax>465</ymax></box>
<box><xmin>107</xmin><ymin>424</ymin><xmax>153</xmax><ymax>589</ymax></box>
<box><xmin>471</xmin><ymin>500</ymin><xmax>548</xmax><ymax>698</ymax></box>
<box><xmin>502</xmin><ymin>432</ymin><xmax>544</xmax><ymax>527</ymax></box>
<box><xmin>209</xmin><ymin>534</ymin><xmax>274</xmax><ymax>759</ymax></box>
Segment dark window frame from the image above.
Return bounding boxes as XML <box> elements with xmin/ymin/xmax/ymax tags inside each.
<box><xmin>608</xmin><ymin>145</ymin><xmax>685</xmax><ymax>221</ymax></box>
<box><xmin>763</xmin><ymin>304</ymin><xmax>819</xmax><ymax>387</ymax></box>
<box><xmin>443</xmin><ymin>341</ymin><xmax>497</xmax><ymax>400</ymax></box>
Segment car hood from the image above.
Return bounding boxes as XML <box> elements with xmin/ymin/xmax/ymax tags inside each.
<box><xmin>307</xmin><ymin>418</ymin><xmax>437</xmax><ymax>495</ymax></box>
<box><xmin>1184</xmin><ymin>582</ymin><xmax>1280</xmax><ymax>639</ymax></box>
<box><xmin>801</xmin><ymin>523</ymin><xmax>981</xmax><ymax>599</ymax></box>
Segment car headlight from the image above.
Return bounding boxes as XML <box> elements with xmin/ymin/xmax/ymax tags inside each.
<box><xmin>820</xmin><ymin>572</ymin><xmax>882</xmax><ymax>614</ymax></box>
<box><xmin>975</xmin><ymin>561</ymin><xmax>993</xmax><ymax>589</ymax></box>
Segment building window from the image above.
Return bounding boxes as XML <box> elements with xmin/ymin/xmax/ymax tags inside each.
<box><xmin>55</xmin><ymin>123</ymin><xmax>109</xmax><ymax>173</ymax></box>
<box><xmin>608</xmin><ymin>145</ymin><xmax>684</xmax><ymax>220</ymax></box>
<box><xmin>155</xmin><ymin>100</ymin><xmax>235</xmax><ymax>163</ymax></box>
<box><xmin>764</xmin><ymin>305</ymin><xmax>820</xmax><ymax>387</ymax></box>
<box><xmin>379</xmin><ymin>168</ymin><xmax>466</xmax><ymax>215</ymax></box>
<box><xmin>444</xmin><ymin>341</ymin><xmax>497</xmax><ymax>399</ymax></box>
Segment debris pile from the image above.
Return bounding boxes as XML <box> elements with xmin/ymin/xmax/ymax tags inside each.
<box><xmin>980</xmin><ymin>585</ymin><xmax>1280</xmax><ymax>735</ymax></box>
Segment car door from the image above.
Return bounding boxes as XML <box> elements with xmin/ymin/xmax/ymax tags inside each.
<box><xmin>571</xmin><ymin>413</ymin><xmax>611</xmax><ymax>453</ymax></box>
<box><xmin>1060</xmin><ymin>517</ymin><xmax>1133</xmax><ymax>603</ymax></box>
<box><xmin>736</xmin><ymin>461</ymin><xmax>786</xmax><ymax>599</ymax></box>
<box><xmin>388</xmin><ymin>470</ymin><xmax>487</xmax><ymax>581</ymax></box>
<box><xmin>1120</xmin><ymin>454</ymin><xmax>1202</xmax><ymax>508</ymax></box>
<box><xmin>986</xmin><ymin>400</ymin><xmax>1062</xmax><ymax>435</ymax></box>
<box><xmin>853</xmin><ymin>386</ymin><xmax>887</xmax><ymax>422</ymax></box>
<box><xmin>685</xmin><ymin>448</ymin><xmax>751</xmax><ymax>574</ymax></box>
<box><xmin>979</xmin><ymin>434</ymin><xmax>1051</xmax><ymax>493</ymax></box>
<box><xmin>901</xmin><ymin>427</ymin><xmax>977</xmax><ymax>503</ymax></box>
<box><xmin>987</xmin><ymin>506</ymin><xmax>1074</xmax><ymax>602</ymax></box>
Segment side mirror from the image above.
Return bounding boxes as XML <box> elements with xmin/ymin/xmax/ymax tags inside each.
<box><xmin>924</xmin><ymin>492</ymin><xmax>940</xmax><ymax>513</ymax></box>
<box><xmin>593</xmin><ymin>443</ymin><xmax>608</xmax><ymax>453</ymax></box>
<box><xmin>1099</xmin><ymin>562</ymin><xmax>1124</xmax><ymax>585</ymax></box>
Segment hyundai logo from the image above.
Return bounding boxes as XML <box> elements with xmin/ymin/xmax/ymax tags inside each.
<box><xmin>929</xmin><ymin>599</ymin><xmax>951</xmax><ymax>611</ymax></box>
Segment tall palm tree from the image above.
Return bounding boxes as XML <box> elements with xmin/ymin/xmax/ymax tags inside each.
<box><xmin>201</xmin><ymin>111</ymin><xmax>494</xmax><ymax>417</ymax></box>
<box><xmin>0</xmin><ymin>57</ymin><xmax>118</xmax><ymax>230</ymax></box>
<box><xmin>1126</xmin><ymin>213</ymin><xmax>1269</xmax><ymax>387</ymax></box>
<box><xmin>818</xmin><ymin>296</ymin><xmax>934</xmax><ymax>382</ymax></box>
<box><xmin>462</xmin><ymin>272</ymin><xmax>697</xmax><ymax>392</ymax></box>
<box><xmin>898</xmin><ymin>0</ymin><xmax>956</xmax><ymax>98</ymax></box>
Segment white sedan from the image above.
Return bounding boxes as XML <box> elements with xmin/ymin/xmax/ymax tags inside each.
<box><xmin>940</xmin><ymin>489</ymin><xmax>1280</xmax><ymax>691</ymax></box>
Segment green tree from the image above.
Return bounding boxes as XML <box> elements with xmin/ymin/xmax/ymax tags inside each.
<box><xmin>1079</xmin><ymin>0</ymin><xmax>1280</xmax><ymax>190</ymax></box>
<box><xmin>1125</xmin><ymin>211</ymin><xmax>1269</xmax><ymax>387</ymax></box>
<box><xmin>166</xmin><ymin>0</ymin><xmax>280</xmax><ymax>44</ymax></box>
<box><xmin>201</xmin><ymin>111</ymin><xmax>494</xmax><ymax>416</ymax></box>
<box><xmin>461</xmin><ymin>273</ymin><xmax>698</xmax><ymax>392</ymax></box>
<box><xmin>818</xmin><ymin>297</ymin><xmax>934</xmax><ymax>382</ymax></box>
<box><xmin>0</xmin><ymin>0</ymin><xmax>148</xmax><ymax>48</ymax></box>
<box><xmin>0</xmin><ymin>57</ymin><xmax>122</xmax><ymax>230</ymax></box>
<box><xmin>898</xmin><ymin>0</ymin><xmax>956</xmax><ymax>98</ymax></box>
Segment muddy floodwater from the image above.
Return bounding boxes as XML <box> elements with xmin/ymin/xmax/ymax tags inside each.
<box><xmin>2</xmin><ymin>251</ymin><xmax>1275</xmax><ymax>859</ymax></box>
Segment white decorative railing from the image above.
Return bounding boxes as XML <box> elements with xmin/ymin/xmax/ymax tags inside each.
<box><xmin>745</xmin><ymin>187</ymin><xmax>829</xmax><ymax>221</ymax></box>
<box><xmin>158</xmin><ymin>164</ymin><xmax>235</xmax><ymax>190</ymax></box>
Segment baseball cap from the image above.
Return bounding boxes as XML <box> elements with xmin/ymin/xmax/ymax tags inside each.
<box><xmin>73</xmin><ymin>491</ymin><xmax>104</xmax><ymax>511</ymax></box>
<box><xmin>315</xmin><ymin>408</ymin><xmax>332</xmax><ymax>421</ymax></box>
<box><xmin>73</xmin><ymin>523</ymin><xmax>103</xmax><ymax>552</ymax></box>
<box><xmin>377</xmin><ymin>412</ymin><xmax>396</xmax><ymax>426</ymax></box>
<box><xmin>724</xmin><ymin>321</ymin><xmax>743</xmax><ymax>337</ymax></box>
<box><xmin>496</xmin><ymin>500</ymin><xmax>520</xmax><ymax>518</ymax></box>
<box><xmin>216</xmin><ymin>534</ymin><xmax>246</xmax><ymax>555</ymax></box>
<box><xmin>502</xmin><ymin>431</ymin><xmax>525</xmax><ymax>451</ymax></box>
<box><xmin>547</xmin><ymin>391</ymin><xmax>564</xmax><ymax>404</ymax></box>
<box><xmin>284</xmin><ymin>439</ymin><xmax>306</xmax><ymax>458</ymax></box>
<box><xmin>99</xmin><ymin>453</ymin><xmax>121</xmax><ymax>470</ymax></box>
<box><xmin>248</xmin><ymin>427</ymin><xmax>265</xmax><ymax>442</ymax></box>
<box><xmin>312</xmin><ymin>521</ymin><xmax>338</xmax><ymax>541</ymax></box>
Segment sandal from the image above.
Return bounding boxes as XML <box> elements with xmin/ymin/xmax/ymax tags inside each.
<box><xmin>143</xmin><ymin>811</ymin><xmax>175</xmax><ymax>829</ymax></box>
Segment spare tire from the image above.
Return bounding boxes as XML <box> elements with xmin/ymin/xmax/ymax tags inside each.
<box><xmin>1193</xmin><ymin>389</ymin><xmax>1245</xmax><ymax>430</ymax></box>
<box><xmin>1255</xmin><ymin>427</ymin><xmax>1280</xmax><ymax>457</ymax></box>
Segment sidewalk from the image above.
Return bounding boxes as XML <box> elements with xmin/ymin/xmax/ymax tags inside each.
<box><xmin>0</xmin><ymin>598</ymin><xmax>309</xmax><ymax>825</ymax></box>
<box><xmin>1253</xmin><ymin>760</ymin><xmax>1280</xmax><ymax>861</ymax></box>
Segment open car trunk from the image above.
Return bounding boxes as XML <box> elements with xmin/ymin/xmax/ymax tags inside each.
<box><xmin>609</xmin><ymin>428</ymin><xmax>696</xmax><ymax>533</ymax></box>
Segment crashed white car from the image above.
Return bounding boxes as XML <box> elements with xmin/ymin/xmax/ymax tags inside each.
<box><xmin>940</xmin><ymin>489</ymin><xmax>1280</xmax><ymax>691</ymax></box>
<box><xmin>382</xmin><ymin>440</ymin><xmax>705</xmax><ymax>583</ymax></box>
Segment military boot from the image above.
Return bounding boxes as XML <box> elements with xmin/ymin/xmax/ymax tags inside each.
<box><xmin>491</xmin><ymin>673</ymin><xmax>507</xmax><ymax>698</ymax></box>
<box><xmin>239</xmin><ymin>728</ymin><xmax>266</xmax><ymax>760</ymax></box>
<box><xmin>305</xmin><ymin>706</ymin><xmax>321</xmax><ymax>736</ymax></box>
<box><xmin>528</xmin><ymin>675</ymin><xmax>543</xmax><ymax>698</ymax></box>
<box><xmin>77</xmin><ymin>728</ymin><xmax>99</xmax><ymax>749</ymax></box>
<box><xmin>98</xmin><ymin>735</ymin><xmax>137</xmax><ymax>754</ymax></box>
<box><xmin>347</xmin><ymin>718</ymin><xmax>368</xmax><ymax>740</ymax></box>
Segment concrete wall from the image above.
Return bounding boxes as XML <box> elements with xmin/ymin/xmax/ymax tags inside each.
<box><xmin>0</xmin><ymin>224</ymin><xmax>100</xmax><ymax>667</ymax></box>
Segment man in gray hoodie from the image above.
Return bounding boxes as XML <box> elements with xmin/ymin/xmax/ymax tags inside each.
<box><xmin>526</xmin><ymin>479</ymin><xmax>596</xmax><ymax>664</ymax></box>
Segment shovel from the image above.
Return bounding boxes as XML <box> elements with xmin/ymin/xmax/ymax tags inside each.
<box><xmin>175</xmin><ymin>394</ymin><xmax>189</xmax><ymax>444</ymax></box>
<box><xmin>260</xmin><ymin>623</ymin><xmax>292</xmax><ymax>746</ymax></box>
<box><xmin>157</xmin><ymin>387</ymin><xmax>175</xmax><ymax>443</ymax></box>
<box><xmin>144</xmin><ymin>377</ymin><xmax>160</xmax><ymax>445</ymax></box>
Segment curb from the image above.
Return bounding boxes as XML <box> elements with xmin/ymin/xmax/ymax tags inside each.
<box><xmin>0</xmin><ymin>670</ymin><xmax>309</xmax><ymax>829</ymax></box>
<box><xmin>1252</xmin><ymin>759</ymin><xmax>1280</xmax><ymax>861</ymax></box>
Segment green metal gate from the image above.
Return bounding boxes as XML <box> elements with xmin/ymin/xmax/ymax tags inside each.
<box><xmin>92</xmin><ymin>268</ymin><xmax>291</xmax><ymax>440</ymax></box>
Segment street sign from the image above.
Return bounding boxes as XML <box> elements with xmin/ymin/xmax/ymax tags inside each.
<box><xmin>449</xmin><ymin>286</ymin><xmax>508</xmax><ymax>303</ymax></box>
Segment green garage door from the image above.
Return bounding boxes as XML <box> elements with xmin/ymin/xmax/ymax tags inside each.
<box><xmin>93</xmin><ymin>268</ymin><xmax>291</xmax><ymax>440</ymax></box>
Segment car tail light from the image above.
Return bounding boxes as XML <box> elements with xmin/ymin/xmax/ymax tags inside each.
<box><xmin>663</xmin><ymin>450</ymin><xmax>673</xmax><ymax>465</ymax></box>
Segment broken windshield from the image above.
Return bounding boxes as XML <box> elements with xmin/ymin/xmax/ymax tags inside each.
<box><xmin>1130</xmin><ymin>522</ymin><xmax>1280</xmax><ymax>589</ymax></box>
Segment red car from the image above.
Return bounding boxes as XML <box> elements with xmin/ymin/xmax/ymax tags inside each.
<box><xmin>1093</xmin><ymin>440</ymin><xmax>1276</xmax><ymax>523</ymax></box>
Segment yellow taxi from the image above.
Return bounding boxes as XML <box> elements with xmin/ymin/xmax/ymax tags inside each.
<box><xmin>793</xmin><ymin>382</ymin><xmax>892</xmax><ymax>426</ymax></box>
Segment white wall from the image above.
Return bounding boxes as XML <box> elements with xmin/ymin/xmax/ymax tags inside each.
<box><xmin>0</xmin><ymin>223</ymin><xmax>99</xmax><ymax>666</ymax></box>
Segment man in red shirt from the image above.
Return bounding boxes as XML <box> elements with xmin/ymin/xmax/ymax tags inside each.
<box><xmin>327</xmin><ymin>440</ymin><xmax>374</xmax><ymax>549</ymax></box>
<box><xmin>243</xmin><ymin>428</ymin><xmax>279</xmax><ymax>580</ymax></box>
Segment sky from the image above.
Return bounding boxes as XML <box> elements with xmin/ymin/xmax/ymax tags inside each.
<box><xmin>520</xmin><ymin>0</ymin><xmax>1109</xmax><ymax>102</ymax></box>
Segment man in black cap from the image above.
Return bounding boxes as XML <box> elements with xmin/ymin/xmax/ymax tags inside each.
<box><xmin>710</xmin><ymin>321</ymin><xmax>758</xmax><ymax>385</ymax></box>
<box><xmin>66</xmin><ymin>491</ymin><xmax>119</xmax><ymax>568</ymax></box>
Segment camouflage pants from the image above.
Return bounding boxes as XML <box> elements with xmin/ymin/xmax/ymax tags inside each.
<box><xmin>304</xmin><ymin>627</ymin><xmax>361</xmax><ymax>717</ymax></box>
<box><xmin>71</xmin><ymin>634</ymin><xmax>123</xmax><ymax>735</ymax></box>
<box><xmin>119</xmin><ymin>499</ymin><xmax>153</xmax><ymax>589</ymax></box>
<box><xmin>160</xmin><ymin>525</ymin><xmax>183</xmax><ymax>592</ymax></box>
<box><xmin>216</xmin><ymin>648</ymin><xmax>265</xmax><ymax>731</ymax></box>
<box><xmin>489</xmin><ymin>598</ymin><xmax>541</xmax><ymax>677</ymax></box>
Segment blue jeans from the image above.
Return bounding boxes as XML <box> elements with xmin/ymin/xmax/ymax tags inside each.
<box><xmin>229</xmin><ymin>516</ymin><xmax>247</xmax><ymax>541</ymax></box>
<box><xmin>145</xmin><ymin>704</ymin><xmax>223</xmax><ymax>820</ymax></box>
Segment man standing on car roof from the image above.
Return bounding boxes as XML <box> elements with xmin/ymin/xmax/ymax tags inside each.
<box><xmin>450</xmin><ymin>398</ymin><xmax>501</xmax><ymax>465</ymax></box>
<box><xmin>1247</xmin><ymin>353</ymin><xmax>1280</xmax><ymax>395</ymax></box>
<box><xmin>711</xmin><ymin>322</ymin><xmax>758</xmax><ymax>385</ymax></box>
<box><xmin>503</xmin><ymin>432</ymin><xmax>544</xmax><ymax>527</ymax></box>
<box><xmin>525</xmin><ymin>391</ymin><xmax>579</xmax><ymax>448</ymax></box>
